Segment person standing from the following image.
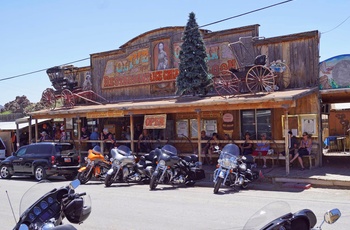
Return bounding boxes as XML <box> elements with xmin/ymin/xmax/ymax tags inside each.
<box><xmin>240</xmin><ymin>132</ymin><xmax>253</xmax><ymax>156</ymax></box>
<box><xmin>138</xmin><ymin>129</ymin><xmax>151</xmax><ymax>153</ymax></box>
<box><xmin>200</xmin><ymin>130</ymin><xmax>211</xmax><ymax>164</ymax></box>
<box><xmin>80</xmin><ymin>127</ymin><xmax>91</xmax><ymax>150</ymax></box>
<box><xmin>208</xmin><ymin>133</ymin><xmax>221</xmax><ymax>165</ymax></box>
<box><xmin>90</xmin><ymin>127</ymin><xmax>100</xmax><ymax>148</ymax></box>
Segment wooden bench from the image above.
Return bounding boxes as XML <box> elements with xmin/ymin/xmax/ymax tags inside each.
<box><xmin>265</xmin><ymin>142</ymin><xmax>318</xmax><ymax>169</ymax></box>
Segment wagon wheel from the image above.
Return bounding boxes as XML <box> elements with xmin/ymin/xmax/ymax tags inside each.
<box><xmin>246</xmin><ymin>65</ymin><xmax>275</xmax><ymax>93</ymax></box>
<box><xmin>61</xmin><ymin>89</ymin><xmax>75</xmax><ymax>108</ymax></box>
<box><xmin>41</xmin><ymin>88</ymin><xmax>56</xmax><ymax>110</ymax></box>
<box><xmin>272</xmin><ymin>62</ymin><xmax>291</xmax><ymax>90</ymax></box>
<box><xmin>213</xmin><ymin>70</ymin><xmax>241</xmax><ymax>98</ymax></box>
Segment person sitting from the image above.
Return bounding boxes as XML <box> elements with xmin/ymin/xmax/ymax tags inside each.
<box><xmin>290</xmin><ymin>132</ymin><xmax>312</xmax><ymax>170</ymax></box>
<box><xmin>281</xmin><ymin>130</ymin><xmax>299</xmax><ymax>161</ymax></box>
<box><xmin>252</xmin><ymin>133</ymin><xmax>270</xmax><ymax>168</ymax></box>
<box><xmin>240</xmin><ymin>132</ymin><xmax>253</xmax><ymax>156</ymax></box>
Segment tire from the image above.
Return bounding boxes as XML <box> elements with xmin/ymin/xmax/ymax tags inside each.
<box><xmin>213</xmin><ymin>177</ymin><xmax>223</xmax><ymax>194</ymax></box>
<box><xmin>77</xmin><ymin>170</ymin><xmax>92</xmax><ymax>184</ymax></box>
<box><xmin>149</xmin><ymin>173</ymin><xmax>159</xmax><ymax>190</ymax></box>
<box><xmin>34</xmin><ymin>166</ymin><xmax>47</xmax><ymax>181</ymax></box>
<box><xmin>105</xmin><ymin>174</ymin><xmax>113</xmax><ymax>187</ymax></box>
<box><xmin>0</xmin><ymin>165</ymin><xmax>12</xmax><ymax>179</ymax></box>
<box><xmin>185</xmin><ymin>180</ymin><xmax>196</xmax><ymax>187</ymax></box>
<box><xmin>64</xmin><ymin>174</ymin><xmax>77</xmax><ymax>181</ymax></box>
<box><xmin>241</xmin><ymin>182</ymin><xmax>249</xmax><ymax>189</ymax></box>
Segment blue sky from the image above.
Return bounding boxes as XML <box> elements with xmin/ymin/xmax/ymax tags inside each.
<box><xmin>1</xmin><ymin>0</ymin><xmax>349</xmax><ymax>106</ymax></box>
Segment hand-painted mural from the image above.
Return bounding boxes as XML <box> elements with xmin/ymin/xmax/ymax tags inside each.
<box><xmin>319</xmin><ymin>54</ymin><xmax>350</xmax><ymax>89</ymax></box>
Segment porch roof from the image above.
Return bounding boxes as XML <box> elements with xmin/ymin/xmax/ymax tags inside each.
<box><xmin>29</xmin><ymin>88</ymin><xmax>318</xmax><ymax>119</ymax></box>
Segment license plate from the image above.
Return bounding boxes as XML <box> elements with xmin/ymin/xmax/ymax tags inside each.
<box><xmin>64</xmin><ymin>158</ymin><xmax>71</xmax><ymax>163</ymax></box>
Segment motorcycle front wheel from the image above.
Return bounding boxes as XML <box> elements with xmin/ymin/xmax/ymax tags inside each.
<box><xmin>241</xmin><ymin>181</ymin><xmax>249</xmax><ymax>189</ymax></box>
<box><xmin>77</xmin><ymin>170</ymin><xmax>92</xmax><ymax>184</ymax></box>
<box><xmin>149</xmin><ymin>172</ymin><xmax>160</xmax><ymax>190</ymax></box>
<box><xmin>105</xmin><ymin>174</ymin><xmax>114</xmax><ymax>187</ymax></box>
<box><xmin>213</xmin><ymin>177</ymin><xmax>223</xmax><ymax>194</ymax></box>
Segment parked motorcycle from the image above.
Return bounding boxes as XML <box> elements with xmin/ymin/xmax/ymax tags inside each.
<box><xmin>77</xmin><ymin>145</ymin><xmax>111</xmax><ymax>184</ymax></box>
<box><xmin>104</xmin><ymin>145</ymin><xmax>153</xmax><ymax>187</ymax></box>
<box><xmin>149</xmin><ymin>144</ymin><xmax>205</xmax><ymax>190</ymax></box>
<box><xmin>213</xmin><ymin>143</ymin><xmax>252</xmax><ymax>194</ymax></box>
<box><xmin>14</xmin><ymin>179</ymin><xmax>91</xmax><ymax>230</ymax></box>
<box><xmin>243</xmin><ymin>201</ymin><xmax>341</xmax><ymax>230</ymax></box>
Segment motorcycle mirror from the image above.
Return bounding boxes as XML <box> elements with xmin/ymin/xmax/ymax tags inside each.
<box><xmin>19</xmin><ymin>224</ymin><xmax>29</xmax><ymax>230</ymax></box>
<box><xmin>214</xmin><ymin>146</ymin><xmax>219</xmax><ymax>150</ymax></box>
<box><xmin>69</xmin><ymin>179</ymin><xmax>81</xmax><ymax>189</ymax></box>
<box><xmin>324</xmin><ymin>208</ymin><xmax>341</xmax><ymax>224</ymax></box>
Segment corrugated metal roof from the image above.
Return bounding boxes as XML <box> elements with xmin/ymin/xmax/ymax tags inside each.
<box><xmin>0</xmin><ymin>119</ymin><xmax>51</xmax><ymax>131</ymax></box>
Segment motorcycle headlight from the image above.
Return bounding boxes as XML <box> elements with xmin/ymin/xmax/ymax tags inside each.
<box><xmin>159</xmin><ymin>160</ymin><xmax>166</xmax><ymax>166</ymax></box>
<box><xmin>223</xmin><ymin>158</ymin><xmax>232</xmax><ymax>168</ymax></box>
<box><xmin>239</xmin><ymin>163</ymin><xmax>247</xmax><ymax>171</ymax></box>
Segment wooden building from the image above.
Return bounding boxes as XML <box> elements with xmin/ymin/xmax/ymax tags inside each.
<box><xmin>30</xmin><ymin>24</ymin><xmax>322</xmax><ymax>174</ymax></box>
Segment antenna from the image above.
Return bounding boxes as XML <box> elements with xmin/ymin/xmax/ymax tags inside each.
<box><xmin>6</xmin><ymin>190</ymin><xmax>17</xmax><ymax>224</ymax></box>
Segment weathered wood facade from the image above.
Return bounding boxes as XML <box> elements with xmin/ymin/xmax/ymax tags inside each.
<box><xmin>30</xmin><ymin>24</ymin><xmax>322</xmax><ymax>174</ymax></box>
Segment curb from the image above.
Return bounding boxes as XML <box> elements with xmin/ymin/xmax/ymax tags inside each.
<box><xmin>272</xmin><ymin>177</ymin><xmax>350</xmax><ymax>188</ymax></box>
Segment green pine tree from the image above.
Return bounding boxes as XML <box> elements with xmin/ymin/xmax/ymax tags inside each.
<box><xmin>176</xmin><ymin>12</ymin><xmax>211</xmax><ymax>96</ymax></box>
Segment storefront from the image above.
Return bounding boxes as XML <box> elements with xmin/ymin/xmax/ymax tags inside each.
<box><xmin>29</xmin><ymin>24</ymin><xmax>321</xmax><ymax>175</ymax></box>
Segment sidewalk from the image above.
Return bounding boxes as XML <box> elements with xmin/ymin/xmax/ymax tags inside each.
<box><xmin>198</xmin><ymin>156</ymin><xmax>350</xmax><ymax>189</ymax></box>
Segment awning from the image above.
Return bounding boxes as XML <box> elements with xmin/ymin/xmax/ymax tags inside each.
<box><xmin>0</xmin><ymin>119</ymin><xmax>51</xmax><ymax>131</ymax></box>
<box><xmin>29</xmin><ymin>88</ymin><xmax>318</xmax><ymax>119</ymax></box>
<box><xmin>320</xmin><ymin>88</ymin><xmax>350</xmax><ymax>104</ymax></box>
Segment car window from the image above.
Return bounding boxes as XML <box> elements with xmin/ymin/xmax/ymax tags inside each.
<box><xmin>27</xmin><ymin>145</ymin><xmax>53</xmax><ymax>155</ymax></box>
<box><xmin>55</xmin><ymin>144</ymin><xmax>74</xmax><ymax>153</ymax></box>
<box><xmin>0</xmin><ymin>139</ymin><xmax>5</xmax><ymax>150</ymax></box>
<box><xmin>16</xmin><ymin>147</ymin><xmax>27</xmax><ymax>157</ymax></box>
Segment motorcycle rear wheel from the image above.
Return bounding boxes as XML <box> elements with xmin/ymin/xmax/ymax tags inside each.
<box><xmin>214</xmin><ymin>177</ymin><xmax>223</xmax><ymax>194</ymax></box>
<box><xmin>77</xmin><ymin>170</ymin><xmax>92</xmax><ymax>184</ymax></box>
<box><xmin>105</xmin><ymin>174</ymin><xmax>113</xmax><ymax>187</ymax></box>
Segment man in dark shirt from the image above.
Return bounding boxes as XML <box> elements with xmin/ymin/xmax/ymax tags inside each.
<box><xmin>80</xmin><ymin>127</ymin><xmax>91</xmax><ymax>150</ymax></box>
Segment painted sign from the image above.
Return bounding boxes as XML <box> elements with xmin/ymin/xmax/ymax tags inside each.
<box><xmin>319</xmin><ymin>54</ymin><xmax>350</xmax><ymax>89</ymax></box>
<box><xmin>87</xmin><ymin>110</ymin><xmax>124</xmax><ymax>118</ymax></box>
<box><xmin>143</xmin><ymin>114</ymin><xmax>167</xmax><ymax>129</ymax></box>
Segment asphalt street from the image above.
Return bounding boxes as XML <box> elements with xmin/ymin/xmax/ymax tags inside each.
<box><xmin>1</xmin><ymin>176</ymin><xmax>350</xmax><ymax>230</ymax></box>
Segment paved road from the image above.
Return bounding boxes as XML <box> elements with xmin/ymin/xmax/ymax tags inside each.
<box><xmin>1</xmin><ymin>177</ymin><xmax>350</xmax><ymax>230</ymax></box>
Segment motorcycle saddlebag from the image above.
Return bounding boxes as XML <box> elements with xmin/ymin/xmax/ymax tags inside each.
<box><xmin>189</xmin><ymin>168</ymin><xmax>205</xmax><ymax>180</ymax></box>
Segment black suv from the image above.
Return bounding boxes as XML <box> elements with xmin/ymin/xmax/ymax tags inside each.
<box><xmin>0</xmin><ymin>142</ymin><xmax>80</xmax><ymax>181</ymax></box>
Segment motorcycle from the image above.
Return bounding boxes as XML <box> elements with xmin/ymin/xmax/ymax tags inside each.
<box><xmin>243</xmin><ymin>201</ymin><xmax>341</xmax><ymax>230</ymax></box>
<box><xmin>149</xmin><ymin>144</ymin><xmax>205</xmax><ymax>190</ymax></box>
<box><xmin>13</xmin><ymin>179</ymin><xmax>91</xmax><ymax>230</ymax></box>
<box><xmin>213</xmin><ymin>143</ymin><xmax>252</xmax><ymax>194</ymax></box>
<box><xmin>104</xmin><ymin>145</ymin><xmax>154</xmax><ymax>187</ymax></box>
<box><xmin>77</xmin><ymin>145</ymin><xmax>111</xmax><ymax>184</ymax></box>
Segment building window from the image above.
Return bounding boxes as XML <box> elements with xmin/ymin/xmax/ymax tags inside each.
<box><xmin>241</xmin><ymin>109</ymin><xmax>271</xmax><ymax>140</ymax></box>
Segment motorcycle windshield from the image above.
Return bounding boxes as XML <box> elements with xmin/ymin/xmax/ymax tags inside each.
<box><xmin>117</xmin><ymin>145</ymin><xmax>131</xmax><ymax>156</ymax></box>
<box><xmin>161</xmin><ymin>144</ymin><xmax>178</xmax><ymax>156</ymax></box>
<box><xmin>243</xmin><ymin>201</ymin><xmax>291</xmax><ymax>230</ymax></box>
<box><xmin>221</xmin><ymin>144</ymin><xmax>240</xmax><ymax>157</ymax></box>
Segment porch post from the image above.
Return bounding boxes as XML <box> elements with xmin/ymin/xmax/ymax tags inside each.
<box><xmin>28</xmin><ymin>116</ymin><xmax>32</xmax><ymax>144</ymax></box>
<box><xmin>35</xmin><ymin>118</ymin><xmax>38</xmax><ymax>143</ymax></box>
<box><xmin>129</xmin><ymin>114</ymin><xmax>134</xmax><ymax>153</ymax></box>
<box><xmin>196</xmin><ymin>109</ymin><xmax>202</xmax><ymax>162</ymax></box>
<box><xmin>284</xmin><ymin>109</ymin><xmax>290</xmax><ymax>175</ymax></box>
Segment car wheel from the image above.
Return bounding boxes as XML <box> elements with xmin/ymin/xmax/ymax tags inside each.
<box><xmin>34</xmin><ymin>166</ymin><xmax>47</xmax><ymax>181</ymax></box>
<box><xmin>0</xmin><ymin>165</ymin><xmax>12</xmax><ymax>179</ymax></box>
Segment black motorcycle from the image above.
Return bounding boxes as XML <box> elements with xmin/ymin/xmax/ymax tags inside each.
<box><xmin>243</xmin><ymin>201</ymin><xmax>341</xmax><ymax>230</ymax></box>
<box><xmin>149</xmin><ymin>144</ymin><xmax>205</xmax><ymax>190</ymax></box>
<box><xmin>14</xmin><ymin>179</ymin><xmax>91</xmax><ymax>230</ymax></box>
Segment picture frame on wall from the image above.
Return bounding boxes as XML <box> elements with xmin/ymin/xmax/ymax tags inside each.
<box><xmin>299</xmin><ymin>114</ymin><xmax>318</xmax><ymax>137</ymax></box>
<box><xmin>281</xmin><ymin>115</ymin><xmax>299</xmax><ymax>137</ymax></box>
<box><xmin>176</xmin><ymin>120</ymin><xmax>189</xmax><ymax>138</ymax></box>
